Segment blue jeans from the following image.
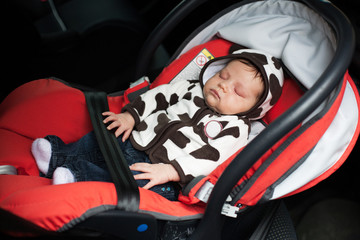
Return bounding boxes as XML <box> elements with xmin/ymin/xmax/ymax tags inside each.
<box><xmin>44</xmin><ymin>132</ymin><xmax>179</xmax><ymax>201</ymax></box>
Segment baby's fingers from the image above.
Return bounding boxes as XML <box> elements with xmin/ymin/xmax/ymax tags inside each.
<box><xmin>121</xmin><ymin>129</ymin><xmax>132</xmax><ymax>141</ymax></box>
<box><xmin>106</xmin><ymin>121</ymin><xmax>121</xmax><ymax>131</ymax></box>
<box><xmin>113</xmin><ymin>126</ymin><xmax>128</xmax><ymax>139</ymax></box>
<box><xmin>132</xmin><ymin>172</ymin><xmax>155</xmax><ymax>190</ymax></box>
<box><xmin>102</xmin><ymin>113</ymin><xmax>116</xmax><ymax>124</ymax></box>
<box><xmin>102</xmin><ymin>111</ymin><xmax>115</xmax><ymax>117</ymax></box>
<box><xmin>129</xmin><ymin>162</ymin><xmax>151</xmax><ymax>172</ymax></box>
<box><xmin>142</xmin><ymin>181</ymin><xmax>156</xmax><ymax>190</ymax></box>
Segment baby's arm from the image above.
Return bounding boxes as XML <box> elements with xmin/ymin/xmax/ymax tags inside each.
<box><xmin>102</xmin><ymin>111</ymin><xmax>135</xmax><ymax>142</ymax></box>
<box><xmin>102</xmin><ymin>112</ymin><xmax>180</xmax><ymax>188</ymax></box>
<box><xmin>129</xmin><ymin>163</ymin><xmax>180</xmax><ymax>190</ymax></box>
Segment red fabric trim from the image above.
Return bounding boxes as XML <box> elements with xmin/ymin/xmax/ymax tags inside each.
<box><xmin>239</xmin><ymin>72</ymin><xmax>350</xmax><ymax>205</ymax></box>
<box><xmin>281</xmin><ymin>72</ymin><xmax>360</xmax><ymax>198</ymax></box>
<box><xmin>0</xmin><ymin>79</ymin><xmax>93</xmax><ymax>144</ymax></box>
<box><xmin>0</xmin><ymin>175</ymin><xmax>117</xmax><ymax>231</ymax></box>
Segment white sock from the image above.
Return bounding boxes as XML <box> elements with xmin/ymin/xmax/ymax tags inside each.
<box><xmin>52</xmin><ymin>167</ymin><xmax>75</xmax><ymax>185</ymax></box>
<box><xmin>31</xmin><ymin>138</ymin><xmax>52</xmax><ymax>175</ymax></box>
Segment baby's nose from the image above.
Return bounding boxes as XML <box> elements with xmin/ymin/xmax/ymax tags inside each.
<box><xmin>219</xmin><ymin>81</ymin><xmax>229</xmax><ymax>92</ymax></box>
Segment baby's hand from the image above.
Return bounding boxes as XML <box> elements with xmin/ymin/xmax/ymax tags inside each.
<box><xmin>129</xmin><ymin>163</ymin><xmax>180</xmax><ymax>190</ymax></box>
<box><xmin>102</xmin><ymin>111</ymin><xmax>135</xmax><ymax>141</ymax></box>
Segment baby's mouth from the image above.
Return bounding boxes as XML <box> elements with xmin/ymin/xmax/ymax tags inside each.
<box><xmin>210</xmin><ymin>89</ymin><xmax>220</xmax><ymax>99</ymax></box>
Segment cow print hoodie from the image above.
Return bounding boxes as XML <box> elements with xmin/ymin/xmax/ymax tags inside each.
<box><xmin>123</xmin><ymin>48</ymin><xmax>284</xmax><ymax>184</ymax></box>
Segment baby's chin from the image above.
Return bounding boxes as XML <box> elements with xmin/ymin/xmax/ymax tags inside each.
<box><xmin>204</xmin><ymin>95</ymin><xmax>234</xmax><ymax>115</ymax></box>
<box><xmin>205</xmin><ymin>102</ymin><xmax>225</xmax><ymax>115</ymax></box>
<box><xmin>204</xmin><ymin>99</ymin><xmax>217</xmax><ymax>111</ymax></box>
<box><xmin>206</xmin><ymin>103</ymin><xmax>243</xmax><ymax>115</ymax></box>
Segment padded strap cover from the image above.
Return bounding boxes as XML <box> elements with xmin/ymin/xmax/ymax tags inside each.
<box><xmin>85</xmin><ymin>91</ymin><xmax>139</xmax><ymax>211</ymax></box>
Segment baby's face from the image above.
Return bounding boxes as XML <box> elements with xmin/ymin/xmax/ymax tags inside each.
<box><xmin>203</xmin><ymin>59</ymin><xmax>264</xmax><ymax>115</ymax></box>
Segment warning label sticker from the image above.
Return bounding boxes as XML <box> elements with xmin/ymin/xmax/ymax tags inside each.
<box><xmin>194</xmin><ymin>48</ymin><xmax>215</xmax><ymax>67</ymax></box>
<box><xmin>172</xmin><ymin>48</ymin><xmax>215</xmax><ymax>83</ymax></box>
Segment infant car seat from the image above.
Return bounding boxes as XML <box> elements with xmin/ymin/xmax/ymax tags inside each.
<box><xmin>0</xmin><ymin>0</ymin><xmax>359</xmax><ymax>239</ymax></box>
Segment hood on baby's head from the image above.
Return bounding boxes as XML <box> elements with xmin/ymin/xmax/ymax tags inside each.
<box><xmin>199</xmin><ymin>45</ymin><xmax>284</xmax><ymax>120</ymax></box>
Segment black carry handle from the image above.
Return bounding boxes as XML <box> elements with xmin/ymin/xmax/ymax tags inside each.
<box><xmin>85</xmin><ymin>91</ymin><xmax>139</xmax><ymax>211</ymax></box>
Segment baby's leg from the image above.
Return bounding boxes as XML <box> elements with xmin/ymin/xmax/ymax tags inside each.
<box><xmin>46</xmin><ymin>132</ymin><xmax>111</xmax><ymax>183</ymax></box>
<box><xmin>31</xmin><ymin>138</ymin><xmax>52</xmax><ymax>175</ymax></box>
<box><xmin>52</xmin><ymin>167</ymin><xmax>75</xmax><ymax>185</ymax></box>
<box><xmin>33</xmin><ymin>132</ymin><xmax>110</xmax><ymax>185</ymax></box>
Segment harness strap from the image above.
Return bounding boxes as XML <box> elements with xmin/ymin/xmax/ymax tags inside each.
<box><xmin>84</xmin><ymin>91</ymin><xmax>139</xmax><ymax>211</ymax></box>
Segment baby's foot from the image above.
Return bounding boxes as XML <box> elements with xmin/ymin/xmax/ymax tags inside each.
<box><xmin>52</xmin><ymin>167</ymin><xmax>75</xmax><ymax>185</ymax></box>
<box><xmin>31</xmin><ymin>138</ymin><xmax>52</xmax><ymax>175</ymax></box>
